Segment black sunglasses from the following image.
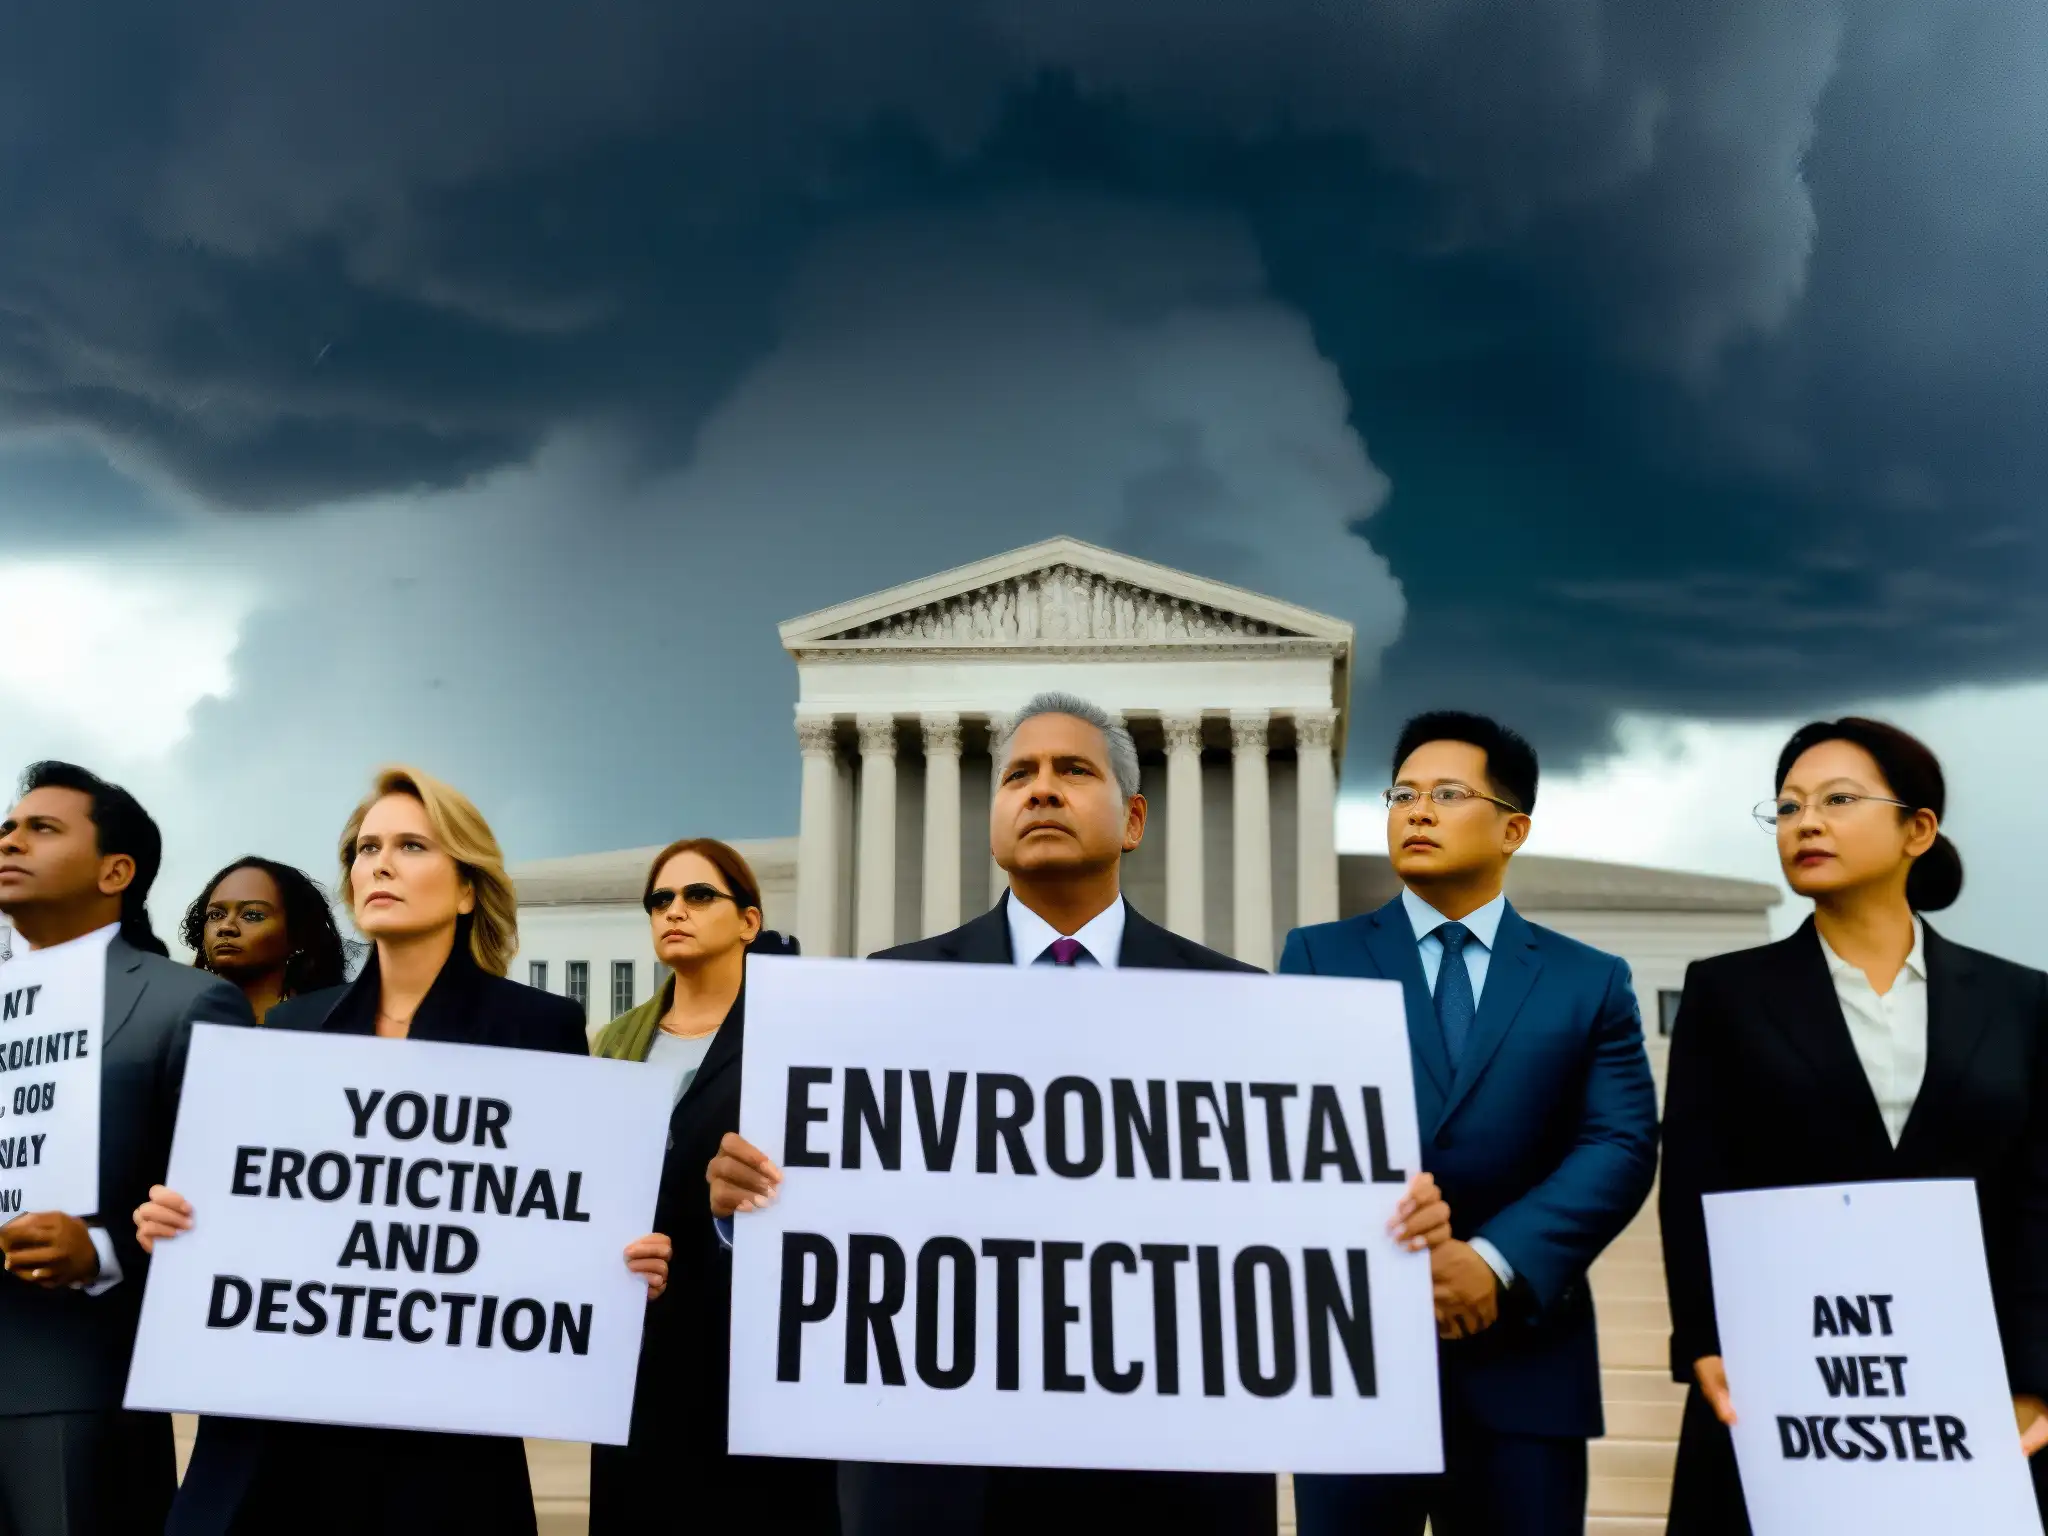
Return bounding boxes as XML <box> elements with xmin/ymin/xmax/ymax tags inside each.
<box><xmin>644</xmin><ymin>882</ymin><xmax>747</xmax><ymax>915</ymax></box>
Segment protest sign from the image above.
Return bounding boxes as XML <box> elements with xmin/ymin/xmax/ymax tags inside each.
<box><xmin>0</xmin><ymin>936</ymin><xmax>104</xmax><ymax>1218</ymax></box>
<box><xmin>125</xmin><ymin>1024</ymin><xmax>671</xmax><ymax>1445</ymax></box>
<box><xmin>727</xmin><ymin>958</ymin><xmax>1440</xmax><ymax>1476</ymax></box>
<box><xmin>1705</xmin><ymin>1179</ymin><xmax>2042</xmax><ymax>1535</ymax></box>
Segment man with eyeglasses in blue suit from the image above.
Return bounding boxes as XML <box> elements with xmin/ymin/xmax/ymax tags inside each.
<box><xmin>1282</xmin><ymin>712</ymin><xmax>1659</xmax><ymax>1536</ymax></box>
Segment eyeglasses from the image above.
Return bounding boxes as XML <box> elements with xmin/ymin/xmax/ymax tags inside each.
<box><xmin>643</xmin><ymin>883</ymin><xmax>746</xmax><ymax>915</ymax></box>
<box><xmin>1383</xmin><ymin>784</ymin><xmax>1524</xmax><ymax>814</ymax></box>
<box><xmin>1752</xmin><ymin>793</ymin><xmax>1913</xmax><ymax>832</ymax></box>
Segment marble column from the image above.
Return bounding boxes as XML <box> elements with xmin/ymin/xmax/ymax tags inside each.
<box><xmin>921</xmin><ymin>713</ymin><xmax>963</xmax><ymax>937</ymax></box>
<box><xmin>1231</xmin><ymin>710</ymin><xmax>1273</xmax><ymax>968</ymax></box>
<box><xmin>1295</xmin><ymin>709</ymin><xmax>1340</xmax><ymax>928</ymax></box>
<box><xmin>794</xmin><ymin>715</ymin><xmax>840</xmax><ymax>956</ymax></box>
<box><xmin>1163</xmin><ymin>714</ymin><xmax>1206</xmax><ymax>943</ymax></box>
<box><xmin>855</xmin><ymin>714</ymin><xmax>899</xmax><ymax>956</ymax></box>
<box><xmin>986</xmin><ymin>712</ymin><xmax>1009</xmax><ymax>907</ymax></box>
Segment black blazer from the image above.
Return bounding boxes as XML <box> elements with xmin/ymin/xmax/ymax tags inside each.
<box><xmin>0</xmin><ymin>937</ymin><xmax>253</xmax><ymax>1416</ymax></box>
<box><xmin>838</xmin><ymin>895</ymin><xmax>1278</xmax><ymax>1536</ymax></box>
<box><xmin>169</xmin><ymin>943</ymin><xmax>587</xmax><ymax>1536</ymax></box>
<box><xmin>589</xmin><ymin>973</ymin><xmax>841</xmax><ymax>1532</ymax></box>
<box><xmin>1659</xmin><ymin>918</ymin><xmax>2048</xmax><ymax>1532</ymax></box>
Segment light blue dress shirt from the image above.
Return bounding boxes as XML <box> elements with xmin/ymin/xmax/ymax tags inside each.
<box><xmin>1400</xmin><ymin>887</ymin><xmax>1516</xmax><ymax>1290</ymax></box>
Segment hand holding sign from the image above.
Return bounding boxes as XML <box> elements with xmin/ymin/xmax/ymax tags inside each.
<box><xmin>708</xmin><ymin>1131</ymin><xmax>781</xmax><ymax>1217</ymax></box>
<box><xmin>125</xmin><ymin>1025</ymin><xmax>672</xmax><ymax>1445</ymax></box>
<box><xmin>0</xmin><ymin>1210</ymin><xmax>99</xmax><ymax>1287</ymax></box>
<box><xmin>1694</xmin><ymin>1354</ymin><xmax>1738</xmax><ymax>1427</ymax></box>
<box><xmin>728</xmin><ymin>960</ymin><xmax>1447</xmax><ymax>1478</ymax></box>
<box><xmin>1704</xmin><ymin>1180</ymin><xmax>2044</xmax><ymax>1535</ymax></box>
<box><xmin>139</xmin><ymin>1183</ymin><xmax>674</xmax><ymax>1298</ymax></box>
<box><xmin>709</xmin><ymin>1130</ymin><xmax>1454</xmax><ymax>1247</ymax></box>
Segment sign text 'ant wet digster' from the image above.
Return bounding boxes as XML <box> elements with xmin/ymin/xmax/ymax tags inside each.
<box><xmin>1705</xmin><ymin>1180</ymin><xmax>2043</xmax><ymax>1535</ymax></box>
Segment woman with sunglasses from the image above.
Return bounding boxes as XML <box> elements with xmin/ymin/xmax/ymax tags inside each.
<box><xmin>1659</xmin><ymin>718</ymin><xmax>2048</xmax><ymax>1531</ymax></box>
<box><xmin>586</xmin><ymin>838</ymin><xmax>837</xmax><ymax>1533</ymax></box>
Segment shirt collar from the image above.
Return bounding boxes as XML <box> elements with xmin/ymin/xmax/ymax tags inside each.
<box><xmin>1818</xmin><ymin>916</ymin><xmax>1927</xmax><ymax>984</ymax></box>
<box><xmin>1006</xmin><ymin>892</ymin><xmax>1126</xmax><ymax>968</ymax></box>
<box><xmin>0</xmin><ymin>919</ymin><xmax>119</xmax><ymax>963</ymax></box>
<box><xmin>1401</xmin><ymin>887</ymin><xmax>1506</xmax><ymax>952</ymax></box>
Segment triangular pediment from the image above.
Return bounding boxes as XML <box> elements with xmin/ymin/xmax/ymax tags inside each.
<box><xmin>779</xmin><ymin>537</ymin><xmax>1352</xmax><ymax>651</ymax></box>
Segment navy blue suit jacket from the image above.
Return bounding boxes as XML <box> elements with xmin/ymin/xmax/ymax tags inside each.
<box><xmin>1279</xmin><ymin>897</ymin><xmax>1658</xmax><ymax>1438</ymax></box>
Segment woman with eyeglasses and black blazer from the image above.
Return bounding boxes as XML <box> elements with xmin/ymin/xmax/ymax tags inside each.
<box><xmin>1659</xmin><ymin>718</ymin><xmax>2048</xmax><ymax>1532</ymax></box>
<box><xmin>586</xmin><ymin>838</ymin><xmax>839</xmax><ymax>1535</ymax></box>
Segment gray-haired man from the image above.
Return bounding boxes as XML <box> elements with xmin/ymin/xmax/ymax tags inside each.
<box><xmin>710</xmin><ymin>693</ymin><xmax>1451</xmax><ymax>1536</ymax></box>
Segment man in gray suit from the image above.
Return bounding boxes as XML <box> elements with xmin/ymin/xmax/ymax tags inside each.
<box><xmin>0</xmin><ymin>761</ymin><xmax>254</xmax><ymax>1535</ymax></box>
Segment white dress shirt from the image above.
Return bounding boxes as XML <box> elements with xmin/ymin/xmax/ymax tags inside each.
<box><xmin>1006</xmin><ymin>893</ymin><xmax>1127</xmax><ymax>969</ymax></box>
<box><xmin>715</xmin><ymin>896</ymin><xmax>1135</xmax><ymax>1251</ymax></box>
<box><xmin>1817</xmin><ymin>918</ymin><xmax>1929</xmax><ymax>1147</ymax></box>
<box><xmin>1400</xmin><ymin>887</ymin><xmax>1515</xmax><ymax>1290</ymax></box>
<box><xmin>0</xmin><ymin>920</ymin><xmax>124</xmax><ymax>1294</ymax></box>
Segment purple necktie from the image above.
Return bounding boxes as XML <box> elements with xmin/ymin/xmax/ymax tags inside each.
<box><xmin>1046</xmin><ymin>936</ymin><xmax>1086</xmax><ymax>967</ymax></box>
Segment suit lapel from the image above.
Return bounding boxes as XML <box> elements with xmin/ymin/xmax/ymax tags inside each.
<box><xmin>679</xmin><ymin>986</ymin><xmax>746</xmax><ymax>1107</ymax></box>
<box><xmin>1352</xmin><ymin>900</ymin><xmax>1454</xmax><ymax>1104</ymax></box>
<box><xmin>102</xmin><ymin>937</ymin><xmax>149</xmax><ymax>1050</ymax></box>
<box><xmin>1437</xmin><ymin>904</ymin><xmax>1542</xmax><ymax>1128</ymax></box>
<box><xmin>1896</xmin><ymin>923</ymin><xmax>1983</xmax><ymax>1161</ymax></box>
<box><xmin>1764</xmin><ymin>921</ymin><xmax>1894</xmax><ymax>1158</ymax></box>
<box><xmin>1115</xmin><ymin>905</ymin><xmax>1182</xmax><ymax>970</ymax></box>
<box><xmin>941</xmin><ymin>898</ymin><xmax>1015</xmax><ymax>966</ymax></box>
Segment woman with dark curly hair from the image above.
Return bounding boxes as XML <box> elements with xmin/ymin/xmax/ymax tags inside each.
<box><xmin>182</xmin><ymin>855</ymin><xmax>351</xmax><ymax>1024</ymax></box>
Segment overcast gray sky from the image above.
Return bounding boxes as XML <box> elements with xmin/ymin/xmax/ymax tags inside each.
<box><xmin>5</xmin><ymin>2</ymin><xmax>2046</xmax><ymax>962</ymax></box>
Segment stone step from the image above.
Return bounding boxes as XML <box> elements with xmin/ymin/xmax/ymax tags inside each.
<box><xmin>1606</xmin><ymin>1227</ymin><xmax>1665</xmax><ymax>1260</ymax></box>
<box><xmin>1590</xmin><ymin>1258</ymin><xmax>1670</xmax><ymax>1299</ymax></box>
<box><xmin>1605</xmin><ymin>1395</ymin><xmax>1685</xmax><ymax>1439</ymax></box>
<box><xmin>1592</xmin><ymin>1438</ymin><xmax>1676</xmax><ymax>1482</ymax></box>
<box><xmin>1600</xmin><ymin>1329</ymin><xmax>1671</xmax><ymax>1370</ymax></box>
<box><xmin>1589</xmin><ymin>1474</ymin><xmax>1675</xmax><ymax>1518</ymax></box>
<box><xmin>1595</xmin><ymin>1296</ymin><xmax>1671</xmax><ymax>1334</ymax></box>
<box><xmin>1604</xmin><ymin>1366</ymin><xmax>1686</xmax><ymax>1404</ymax></box>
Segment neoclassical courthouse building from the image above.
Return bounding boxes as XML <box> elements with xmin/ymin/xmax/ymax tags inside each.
<box><xmin>511</xmin><ymin>536</ymin><xmax>1777</xmax><ymax>1039</ymax></box>
<box><xmin>505</xmin><ymin>536</ymin><xmax>1775</xmax><ymax>1528</ymax></box>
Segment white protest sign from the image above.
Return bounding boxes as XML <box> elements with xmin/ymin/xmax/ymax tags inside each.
<box><xmin>1705</xmin><ymin>1179</ymin><xmax>2042</xmax><ymax>1535</ymax></box>
<box><xmin>728</xmin><ymin>958</ymin><xmax>1441</xmax><ymax>1476</ymax></box>
<box><xmin>126</xmin><ymin>1024</ymin><xmax>671</xmax><ymax>1445</ymax></box>
<box><xmin>0</xmin><ymin>937</ymin><xmax>104</xmax><ymax>1218</ymax></box>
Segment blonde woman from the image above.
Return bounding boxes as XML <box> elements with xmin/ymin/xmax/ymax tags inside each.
<box><xmin>137</xmin><ymin>767</ymin><xmax>671</xmax><ymax>1536</ymax></box>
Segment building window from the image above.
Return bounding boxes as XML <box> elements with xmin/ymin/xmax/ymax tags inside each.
<box><xmin>611</xmin><ymin>960</ymin><xmax>635</xmax><ymax>1019</ymax></box>
<box><xmin>528</xmin><ymin>961</ymin><xmax>548</xmax><ymax>992</ymax></box>
<box><xmin>1658</xmin><ymin>989</ymin><xmax>1684</xmax><ymax>1037</ymax></box>
<box><xmin>566</xmin><ymin>961</ymin><xmax>589</xmax><ymax>1019</ymax></box>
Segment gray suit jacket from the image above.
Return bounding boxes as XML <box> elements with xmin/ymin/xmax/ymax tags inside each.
<box><xmin>0</xmin><ymin>935</ymin><xmax>254</xmax><ymax>1416</ymax></box>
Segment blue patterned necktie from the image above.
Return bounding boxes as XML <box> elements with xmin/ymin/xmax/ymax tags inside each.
<box><xmin>1434</xmin><ymin>922</ymin><xmax>1475</xmax><ymax>1067</ymax></box>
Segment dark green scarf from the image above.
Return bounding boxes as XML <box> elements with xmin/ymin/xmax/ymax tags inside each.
<box><xmin>590</xmin><ymin>973</ymin><xmax>675</xmax><ymax>1062</ymax></box>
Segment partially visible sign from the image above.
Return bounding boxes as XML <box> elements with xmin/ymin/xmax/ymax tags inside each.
<box><xmin>126</xmin><ymin>1025</ymin><xmax>670</xmax><ymax>1445</ymax></box>
<box><xmin>1706</xmin><ymin>1179</ymin><xmax>2042</xmax><ymax>1535</ymax></box>
<box><xmin>0</xmin><ymin>937</ymin><xmax>104</xmax><ymax>1219</ymax></box>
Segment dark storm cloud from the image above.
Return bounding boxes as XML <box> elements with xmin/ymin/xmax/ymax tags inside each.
<box><xmin>5</xmin><ymin>0</ymin><xmax>2046</xmax><ymax>775</ymax></box>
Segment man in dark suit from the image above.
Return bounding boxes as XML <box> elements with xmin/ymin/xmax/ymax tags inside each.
<box><xmin>711</xmin><ymin>692</ymin><xmax>1450</xmax><ymax>1536</ymax></box>
<box><xmin>0</xmin><ymin>761</ymin><xmax>255</xmax><ymax>1536</ymax></box>
<box><xmin>1282</xmin><ymin>714</ymin><xmax>1659</xmax><ymax>1536</ymax></box>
